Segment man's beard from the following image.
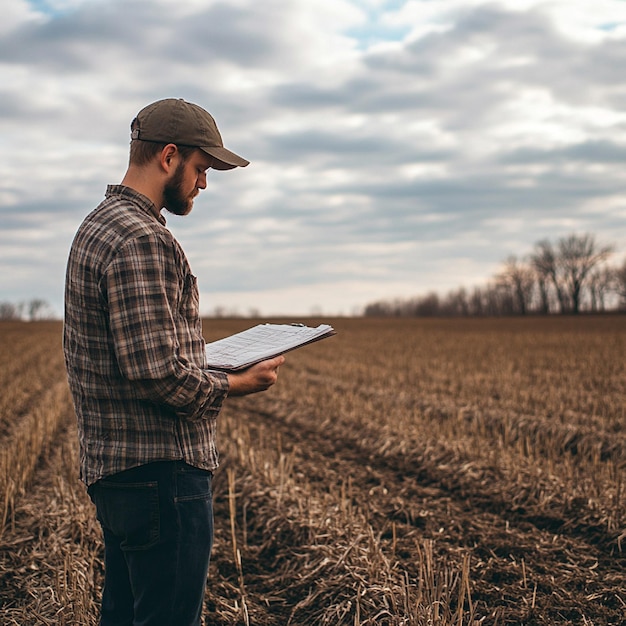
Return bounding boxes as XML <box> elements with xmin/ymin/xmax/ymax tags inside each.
<box><xmin>163</xmin><ymin>161</ymin><xmax>197</xmax><ymax>216</ymax></box>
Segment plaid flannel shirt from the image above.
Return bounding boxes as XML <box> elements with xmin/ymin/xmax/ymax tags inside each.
<box><xmin>63</xmin><ymin>185</ymin><xmax>229</xmax><ymax>486</ymax></box>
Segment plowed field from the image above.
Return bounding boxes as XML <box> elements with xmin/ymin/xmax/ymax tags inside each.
<box><xmin>0</xmin><ymin>317</ymin><xmax>624</xmax><ymax>625</ymax></box>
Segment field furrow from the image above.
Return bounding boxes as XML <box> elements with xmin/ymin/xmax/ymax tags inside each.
<box><xmin>0</xmin><ymin>322</ymin><xmax>66</xmax><ymax>439</ymax></box>
<box><xmin>0</xmin><ymin>411</ymin><xmax>102</xmax><ymax>625</ymax></box>
<box><xmin>213</xmin><ymin>394</ymin><xmax>625</xmax><ymax>624</ymax></box>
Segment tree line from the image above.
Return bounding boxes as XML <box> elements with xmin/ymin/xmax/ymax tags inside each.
<box><xmin>0</xmin><ymin>299</ymin><xmax>55</xmax><ymax>321</ymax></box>
<box><xmin>2</xmin><ymin>233</ymin><xmax>624</xmax><ymax>320</ymax></box>
<box><xmin>364</xmin><ymin>233</ymin><xmax>626</xmax><ymax>317</ymax></box>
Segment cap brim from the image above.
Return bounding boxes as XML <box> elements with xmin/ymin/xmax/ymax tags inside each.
<box><xmin>200</xmin><ymin>146</ymin><xmax>249</xmax><ymax>170</ymax></box>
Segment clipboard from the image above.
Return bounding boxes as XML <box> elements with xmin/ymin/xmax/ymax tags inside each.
<box><xmin>205</xmin><ymin>323</ymin><xmax>336</xmax><ymax>371</ymax></box>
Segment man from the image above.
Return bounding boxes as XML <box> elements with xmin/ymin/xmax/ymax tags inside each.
<box><xmin>63</xmin><ymin>98</ymin><xmax>284</xmax><ymax>626</ymax></box>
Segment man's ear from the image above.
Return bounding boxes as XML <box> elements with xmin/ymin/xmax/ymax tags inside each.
<box><xmin>159</xmin><ymin>144</ymin><xmax>179</xmax><ymax>174</ymax></box>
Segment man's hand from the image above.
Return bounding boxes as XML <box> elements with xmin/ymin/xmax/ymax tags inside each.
<box><xmin>226</xmin><ymin>355</ymin><xmax>285</xmax><ymax>397</ymax></box>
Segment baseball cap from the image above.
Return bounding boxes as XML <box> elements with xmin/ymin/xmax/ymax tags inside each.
<box><xmin>130</xmin><ymin>98</ymin><xmax>249</xmax><ymax>170</ymax></box>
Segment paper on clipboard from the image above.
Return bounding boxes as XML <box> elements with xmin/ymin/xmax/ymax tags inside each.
<box><xmin>205</xmin><ymin>323</ymin><xmax>336</xmax><ymax>371</ymax></box>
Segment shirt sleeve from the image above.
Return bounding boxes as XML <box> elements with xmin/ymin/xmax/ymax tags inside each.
<box><xmin>101</xmin><ymin>232</ymin><xmax>229</xmax><ymax>420</ymax></box>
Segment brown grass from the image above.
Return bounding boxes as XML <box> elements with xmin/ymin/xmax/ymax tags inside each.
<box><xmin>0</xmin><ymin>316</ymin><xmax>624</xmax><ymax>624</ymax></box>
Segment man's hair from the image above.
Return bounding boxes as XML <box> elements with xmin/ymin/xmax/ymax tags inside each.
<box><xmin>129</xmin><ymin>140</ymin><xmax>198</xmax><ymax>167</ymax></box>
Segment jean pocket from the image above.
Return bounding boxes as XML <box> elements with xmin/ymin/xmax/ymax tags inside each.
<box><xmin>175</xmin><ymin>465</ymin><xmax>212</xmax><ymax>503</ymax></box>
<box><xmin>93</xmin><ymin>480</ymin><xmax>160</xmax><ymax>551</ymax></box>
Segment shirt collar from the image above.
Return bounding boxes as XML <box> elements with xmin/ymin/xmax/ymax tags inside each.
<box><xmin>105</xmin><ymin>184</ymin><xmax>166</xmax><ymax>225</ymax></box>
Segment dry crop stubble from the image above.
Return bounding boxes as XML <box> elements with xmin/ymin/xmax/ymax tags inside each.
<box><xmin>208</xmin><ymin>400</ymin><xmax>476</xmax><ymax>625</ymax></box>
<box><xmin>0</xmin><ymin>417</ymin><xmax>102</xmax><ymax>624</ymax></box>
<box><xmin>0</xmin><ymin>317</ymin><xmax>624</xmax><ymax>625</ymax></box>
<box><xmin>0</xmin><ymin>321</ymin><xmax>102</xmax><ymax>624</ymax></box>
<box><xmin>0</xmin><ymin>321</ymin><xmax>71</xmax><ymax>539</ymax></box>
<box><xmin>206</xmin><ymin>316</ymin><xmax>625</xmax><ymax>624</ymax></box>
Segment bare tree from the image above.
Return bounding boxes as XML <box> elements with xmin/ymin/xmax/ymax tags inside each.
<box><xmin>531</xmin><ymin>240</ymin><xmax>567</xmax><ymax>313</ymax></box>
<box><xmin>532</xmin><ymin>264</ymin><xmax>551</xmax><ymax>314</ymax></box>
<box><xmin>0</xmin><ymin>302</ymin><xmax>21</xmax><ymax>320</ymax></box>
<box><xmin>364</xmin><ymin>300</ymin><xmax>395</xmax><ymax>317</ymax></box>
<box><xmin>469</xmin><ymin>287</ymin><xmax>484</xmax><ymax>316</ymax></box>
<box><xmin>587</xmin><ymin>266</ymin><xmax>616</xmax><ymax>312</ymax></box>
<box><xmin>498</xmin><ymin>256</ymin><xmax>535</xmax><ymax>315</ymax></box>
<box><xmin>414</xmin><ymin>292</ymin><xmax>441</xmax><ymax>316</ymax></box>
<box><xmin>443</xmin><ymin>288</ymin><xmax>469</xmax><ymax>316</ymax></box>
<box><xmin>27</xmin><ymin>298</ymin><xmax>53</xmax><ymax>321</ymax></box>
<box><xmin>558</xmin><ymin>234</ymin><xmax>613</xmax><ymax>314</ymax></box>
<box><xmin>475</xmin><ymin>282</ymin><xmax>513</xmax><ymax>316</ymax></box>
<box><xmin>616</xmin><ymin>258</ymin><xmax>626</xmax><ymax>311</ymax></box>
<box><xmin>531</xmin><ymin>235</ymin><xmax>613</xmax><ymax>314</ymax></box>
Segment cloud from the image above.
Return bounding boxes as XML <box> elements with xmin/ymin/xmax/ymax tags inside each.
<box><xmin>1</xmin><ymin>0</ymin><xmax>625</xmax><ymax>316</ymax></box>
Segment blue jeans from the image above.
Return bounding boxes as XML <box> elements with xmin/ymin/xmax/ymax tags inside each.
<box><xmin>88</xmin><ymin>461</ymin><xmax>214</xmax><ymax>626</ymax></box>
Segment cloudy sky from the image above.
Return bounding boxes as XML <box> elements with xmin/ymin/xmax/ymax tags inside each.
<box><xmin>1</xmin><ymin>0</ymin><xmax>625</xmax><ymax>317</ymax></box>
